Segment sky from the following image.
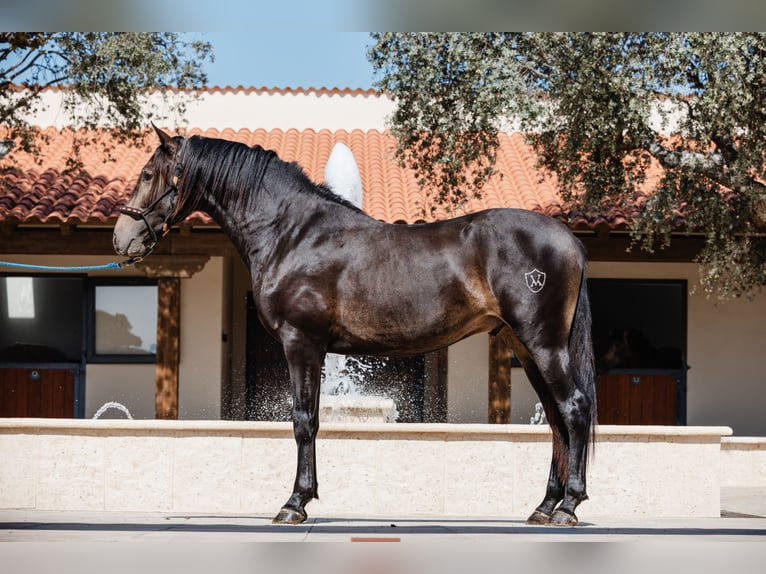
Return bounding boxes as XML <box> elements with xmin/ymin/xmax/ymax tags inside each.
<box><xmin>5</xmin><ymin>1</ymin><xmax>766</xmax><ymax>91</ymax></box>
<box><xmin>197</xmin><ymin>32</ymin><xmax>377</xmax><ymax>90</ymax></box>
<box><xmin>5</xmin><ymin>1</ymin><xmax>766</xmax><ymax>37</ymax></box>
<box><xmin>8</xmin><ymin>0</ymin><xmax>764</xmax><ymax>34</ymax></box>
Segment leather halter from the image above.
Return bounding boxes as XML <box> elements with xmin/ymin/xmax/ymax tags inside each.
<box><xmin>119</xmin><ymin>162</ymin><xmax>182</xmax><ymax>249</ymax></box>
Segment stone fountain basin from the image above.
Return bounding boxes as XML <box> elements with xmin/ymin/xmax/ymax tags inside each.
<box><xmin>319</xmin><ymin>395</ymin><xmax>398</xmax><ymax>423</ymax></box>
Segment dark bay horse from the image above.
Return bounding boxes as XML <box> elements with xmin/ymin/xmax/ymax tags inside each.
<box><xmin>113</xmin><ymin>126</ymin><xmax>597</xmax><ymax>526</ymax></box>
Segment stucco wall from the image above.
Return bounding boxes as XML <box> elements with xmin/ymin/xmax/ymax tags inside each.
<box><xmin>177</xmin><ymin>256</ymin><xmax>224</xmax><ymax>419</ymax></box>
<box><xmin>34</xmin><ymin>88</ymin><xmax>396</xmax><ymax>132</ymax></box>
<box><xmin>85</xmin><ymin>364</ymin><xmax>156</xmax><ymax>419</ymax></box>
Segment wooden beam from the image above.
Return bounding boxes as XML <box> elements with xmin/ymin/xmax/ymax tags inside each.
<box><xmin>576</xmin><ymin>233</ymin><xmax>706</xmax><ymax>262</ymax></box>
<box><xmin>1</xmin><ymin>226</ymin><xmax>715</xmax><ymax>263</ymax></box>
<box><xmin>155</xmin><ymin>277</ymin><xmax>181</xmax><ymax>419</ymax></box>
<box><xmin>0</xmin><ymin>227</ymin><xmax>237</xmax><ymax>257</ymax></box>
<box><xmin>488</xmin><ymin>328</ymin><xmax>512</xmax><ymax>424</ymax></box>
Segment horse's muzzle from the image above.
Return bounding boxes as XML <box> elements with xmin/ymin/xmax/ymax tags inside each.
<box><xmin>113</xmin><ymin>215</ymin><xmax>156</xmax><ymax>258</ymax></box>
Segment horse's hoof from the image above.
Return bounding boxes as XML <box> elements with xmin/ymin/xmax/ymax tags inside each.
<box><xmin>525</xmin><ymin>510</ymin><xmax>552</xmax><ymax>525</ymax></box>
<box><xmin>549</xmin><ymin>509</ymin><xmax>578</xmax><ymax>527</ymax></box>
<box><xmin>272</xmin><ymin>506</ymin><xmax>307</xmax><ymax>525</ymax></box>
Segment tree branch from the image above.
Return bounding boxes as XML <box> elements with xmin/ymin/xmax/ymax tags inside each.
<box><xmin>644</xmin><ymin>137</ymin><xmax>766</xmax><ymax>226</ymax></box>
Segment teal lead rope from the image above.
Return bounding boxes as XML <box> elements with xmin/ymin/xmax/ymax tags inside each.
<box><xmin>0</xmin><ymin>257</ymin><xmax>141</xmax><ymax>272</ymax></box>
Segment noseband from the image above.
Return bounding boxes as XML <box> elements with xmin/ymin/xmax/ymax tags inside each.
<box><xmin>119</xmin><ymin>162</ymin><xmax>182</xmax><ymax>249</ymax></box>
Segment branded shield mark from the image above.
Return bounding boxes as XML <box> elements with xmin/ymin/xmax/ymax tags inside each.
<box><xmin>524</xmin><ymin>268</ymin><xmax>546</xmax><ymax>293</ymax></box>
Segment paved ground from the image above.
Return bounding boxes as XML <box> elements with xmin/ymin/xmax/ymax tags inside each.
<box><xmin>1</xmin><ymin>488</ymin><xmax>764</xmax><ymax>573</ymax></box>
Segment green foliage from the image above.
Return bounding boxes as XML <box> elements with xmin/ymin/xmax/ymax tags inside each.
<box><xmin>370</xmin><ymin>33</ymin><xmax>522</xmax><ymax>213</ymax></box>
<box><xmin>0</xmin><ymin>32</ymin><xmax>212</xmax><ymax>166</ymax></box>
<box><xmin>370</xmin><ymin>32</ymin><xmax>766</xmax><ymax>299</ymax></box>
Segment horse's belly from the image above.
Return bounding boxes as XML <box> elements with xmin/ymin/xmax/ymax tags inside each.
<box><xmin>332</xmin><ymin>304</ymin><xmax>502</xmax><ymax>356</ymax></box>
<box><xmin>330</xmin><ymin>238</ymin><xmax>502</xmax><ymax>354</ymax></box>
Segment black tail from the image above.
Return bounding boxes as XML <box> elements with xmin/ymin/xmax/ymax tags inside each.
<box><xmin>568</xmin><ymin>268</ymin><xmax>598</xmax><ymax>462</ymax></box>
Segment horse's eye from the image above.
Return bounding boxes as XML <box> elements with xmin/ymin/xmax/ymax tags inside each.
<box><xmin>142</xmin><ymin>170</ymin><xmax>153</xmax><ymax>181</ymax></box>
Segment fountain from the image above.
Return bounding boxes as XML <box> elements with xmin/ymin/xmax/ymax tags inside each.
<box><xmin>93</xmin><ymin>401</ymin><xmax>133</xmax><ymax>419</ymax></box>
<box><xmin>320</xmin><ymin>353</ymin><xmax>398</xmax><ymax>423</ymax></box>
<box><xmin>324</xmin><ymin>141</ymin><xmax>363</xmax><ymax>208</ymax></box>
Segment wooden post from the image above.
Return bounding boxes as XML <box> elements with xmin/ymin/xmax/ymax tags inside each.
<box><xmin>488</xmin><ymin>328</ymin><xmax>512</xmax><ymax>424</ymax></box>
<box><xmin>155</xmin><ymin>277</ymin><xmax>181</xmax><ymax>419</ymax></box>
<box><xmin>423</xmin><ymin>347</ymin><xmax>448</xmax><ymax>423</ymax></box>
<box><xmin>137</xmin><ymin>255</ymin><xmax>208</xmax><ymax>420</ymax></box>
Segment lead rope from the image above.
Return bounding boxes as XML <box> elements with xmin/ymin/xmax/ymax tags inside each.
<box><xmin>0</xmin><ymin>256</ymin><xmax>142</xmax><ymax>272</ymax></box>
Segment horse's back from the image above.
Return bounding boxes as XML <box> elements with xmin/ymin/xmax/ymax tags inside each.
<box><xmin>321</xmin><ymin>208</ymin><xmax>586</xmax><ymax>354</ymax></box>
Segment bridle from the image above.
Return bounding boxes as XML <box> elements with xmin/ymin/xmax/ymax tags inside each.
<box><xmin>119</xmin><ymin>161</ymin><xmax>183</xmax><ymax>254</ymax></box>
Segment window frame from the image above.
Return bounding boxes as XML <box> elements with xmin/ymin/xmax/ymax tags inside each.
<box><xmin>87</xmin><ymin>277</ymin><xmax>158</xmax><ymax>364</ymax></box>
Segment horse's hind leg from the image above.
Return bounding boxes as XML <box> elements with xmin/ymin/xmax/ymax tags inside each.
<box><xmin>517</xmin><ymin>345</ymin><xmax>593</xmax><ymax>526</ymax></box>
<box><xmin>514</xmin><ymin>351</ymin><xmax>567</xmax><ymax>524</ymax></box>
<box><xmin>543</xmin><ymin>354</ymin><xmax>592</xmax><ymax>525</ymax></box>
<box><xmin>272</xmin><ymin>330</ymin><xmax>325</xmax><ymax>525</ymax></box>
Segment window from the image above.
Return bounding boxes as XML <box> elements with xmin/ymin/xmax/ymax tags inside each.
<box><xmin>88</xmin><ymin>279</ymin><xmax>157</xmax><ymax>363</ymax></box>
<box><xmin>0</xmin><ymin>275</ymin><xmax>84</xmax><ymax>363</ymax></box>
<box><xmin>5</xmin><ymin>276</ymin><xmax>35</xmax><ymax>319</ymax></box>
<box><xmin>588</xmin><ymin>279</ymin><xmax>687</xmax><ymax>371</ymax></box>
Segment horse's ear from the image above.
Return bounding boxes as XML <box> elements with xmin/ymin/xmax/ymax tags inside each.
<box><xmin>151</xmin><ymin>122</ymin><xmax>171</xmax><ymax>143</ymax></box>
<box><xmin>151</xmin><ymin>123</ymin><xmax>178</xmax><ymax>155</ymax></box>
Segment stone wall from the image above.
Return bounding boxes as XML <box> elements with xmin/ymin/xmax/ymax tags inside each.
<box><xmin>0</xmin><ymin>420</ymin><xmax>732</xmax><ymax>518</ymax></box>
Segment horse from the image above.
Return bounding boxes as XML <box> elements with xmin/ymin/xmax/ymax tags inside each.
<box><xmin>113</xmin><ymin>126</ymin><xmax>597</xmax><ymax>526</ymax></box>
<box><xmin>598</xmin><ymin>328</ymin><xmax>684</xmax><ymax>372</ymax></box>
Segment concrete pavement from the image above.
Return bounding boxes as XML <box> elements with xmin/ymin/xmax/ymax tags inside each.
<box><xmin>0</xmin><ymin>488</ymin><xmax>763</xmax><ymax>573</ymax></box>
<box><xmin>1</xmin><ymin>509</ymin><xmax>765</xmax><ymax>543</ymax></box>
<box><xmin>1</xmin><ymin>487</ymin><xmax>764</xmax><ymax>542</ymax></box>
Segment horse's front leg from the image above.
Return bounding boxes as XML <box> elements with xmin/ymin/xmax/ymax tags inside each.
<box><xmin>272</xmin><ymin>331</ymin><xmax>325</xmax><ymax>525</ymax></box>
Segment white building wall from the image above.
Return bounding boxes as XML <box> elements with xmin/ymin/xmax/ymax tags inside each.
<box><xmin>32</xmin><ymin>88</ymin><xmax>395</xmax><ymax>131</ymax></box>
<box><xmin>10</xmin><ymin>254</ymin><xmax>764</xmax><ymax>432</ymax></box>
<box><xmin>178</xmin><ymin>256</ymin><xmax>224</xmax><ymax>419</ymax></box>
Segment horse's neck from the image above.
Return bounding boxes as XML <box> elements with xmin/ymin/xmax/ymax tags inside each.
<box><xmin>199</xmin><ymin>173</ymin><xmax>358</xmax><ymax>274</ymax></box>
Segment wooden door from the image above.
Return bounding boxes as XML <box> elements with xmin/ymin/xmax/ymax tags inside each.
<box><xmin>597</xmin><ymin>373</ymin><xmax>677</xmax><ymax>425</ymax></box>
<box><xmin>0</xmin><ymin>368</ymin><xmax>75</xmax><ymax>418</ymax></box>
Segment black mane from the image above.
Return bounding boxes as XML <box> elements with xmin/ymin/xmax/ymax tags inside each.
<box><xmin>174</xmin><ymin>135</ymin><xmax>362</xmax><ymax>219</ymax></box>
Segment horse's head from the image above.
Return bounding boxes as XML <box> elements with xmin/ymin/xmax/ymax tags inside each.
<box><xmin>113</xmin><ymin>125</ymin><xmax>184</xmax><ymax>260</ymax></box>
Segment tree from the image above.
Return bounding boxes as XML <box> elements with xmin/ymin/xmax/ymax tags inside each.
<box><xmin>0</xmin><ymin>32</ymin><xmax>212</xmax><ymax>164</ymax></box>
<box><xmin>370</xmin><ymin>33</ymin><xmax>766</xmax><ymax>299</ymax></box>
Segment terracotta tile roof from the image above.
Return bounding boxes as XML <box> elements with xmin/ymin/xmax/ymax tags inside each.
<box><xmin>23</xmin><ymin>84</ymin><xmax>382</xmax><ymax>97</ymax></box>
<box><xmin>0</xmin><ymin>125</ymin><xmax>632</xmax><ymax>229</ymax></box>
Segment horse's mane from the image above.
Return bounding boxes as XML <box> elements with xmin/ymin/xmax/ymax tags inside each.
<box><xmin>173</xmin><ymin>135</ymin><xmax>362</xmax><ymax>219</ymax></box>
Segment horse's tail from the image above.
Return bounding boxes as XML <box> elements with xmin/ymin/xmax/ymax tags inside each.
<box><xmin>569</xmin><ymin>265</ymin><xmax>598</xmax><ymax>463</ymax></box>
